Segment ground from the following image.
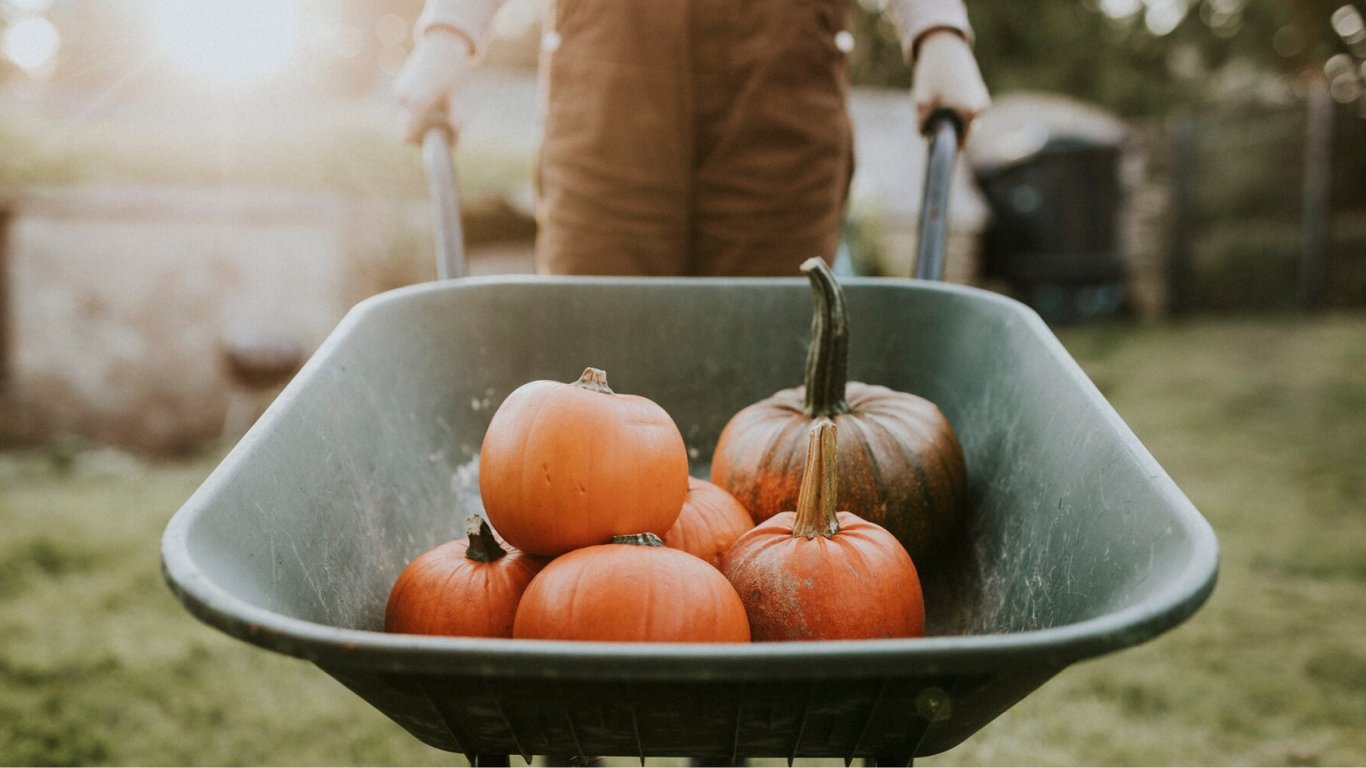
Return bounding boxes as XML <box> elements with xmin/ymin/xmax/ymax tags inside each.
<box><xmin>2</xmin><ymin>313</ymin><xmax>1365</xmax><ymax>766</ymax></box>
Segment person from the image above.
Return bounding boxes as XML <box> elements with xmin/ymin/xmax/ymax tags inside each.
<box><xmin>395</xmin><ymin>0</ymin><xmax>989</xmax><ymax>277</ymax></box>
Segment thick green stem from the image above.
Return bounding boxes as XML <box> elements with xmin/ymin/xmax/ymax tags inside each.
<box><xmin>800</xmin><ymin>258</ymin><xmax>850</xmax><ymax>417</ymax></box>
<box><xmin>465</xmin><ymin>515</ymin><xmax>508</xmax><ymax>563</ymax></box>
<box><xmin>791</xmin><ymin>418</ymin><xmax>840</xmax><ymax>539</ymax></box>
<box><xmin>612</xmin><ymin>533</ymin><xmax>665</xmax><ymax>547</ymax></box>
<box><xmin>573</xmin><ymin>367</ymin><xmax>614</xmax><ymax>394</ymax></box>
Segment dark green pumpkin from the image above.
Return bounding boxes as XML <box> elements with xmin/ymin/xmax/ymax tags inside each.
<box><xmin>710</xmin><ymin>258</ymin><xmax>967</xmax><ymax>565</ymax></box>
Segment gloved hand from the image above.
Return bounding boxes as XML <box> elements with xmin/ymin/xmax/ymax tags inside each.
<box><xmin>394</xmin><ymin>27</ymin><xmax>475</xmax><ymax>145</ymax></box>
<box><xmin>911</xmin><ymin>29</ymin><xmax>990</xmax><ymax>141</ymax></box>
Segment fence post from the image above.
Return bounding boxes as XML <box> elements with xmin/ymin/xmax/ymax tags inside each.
<box><xmin>1167</xmin><ymin>114</ymin><xmax>1197</xmax><ymax>316</ymax></box>
<box><xmin>1301</xmin><ymin>77</ymin><xmax>1333</xmax><ymax>311</ymax></box>
<box><xmin>0</xmin><ymin>205</ymin><xmax>9</xmax><ymax>391</ymax></box>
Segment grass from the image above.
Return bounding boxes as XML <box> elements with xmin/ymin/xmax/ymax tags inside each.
<box><xmin>2</xmin><ymin>313</ymin><xmax>1365</xmax><ymax>765</ymax></box>
<box><xmin>0</xmin><ymin>450</ymin><xmax>454</xmax><ymax>766</ymax></box>
<box><xmin>930</xmin><ymin>314</ymin><xmax>1366</xmax><ymax>766</ymax></box>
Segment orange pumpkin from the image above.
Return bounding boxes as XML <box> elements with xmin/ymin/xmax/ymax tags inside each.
<box><xmin>710</xmin><ymin>258</ymin><xmax>967</xmax><ymax>566</ymax></box>
<box><xmin>385</xmin><ymin>515</ymin><xmax>545</xmax><ymax>637</ymax></box>
<box><xmin>513</xmin><ymin>533</ymin><xmax>751</xmax><ymax>643</ymax></box>
<box><xmin>662</xmin><ymin>477</ymin><xmax>754</xmax><ymax>569</ymax></box>
<box><xmin>723</xmin><ymin>419</ymin><xmax>924</xmax><ymax>641</ymax></box>
<box><xmin>479</xmin><ymin>367</ymin><xmax>689</xmax><ymax>557</ymax></box>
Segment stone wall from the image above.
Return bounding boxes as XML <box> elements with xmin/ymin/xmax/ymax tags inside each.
<box><xmin>1120</xmin><ymin>124</ymin><xmax>1175</xmax><ymax>319</ymax></box>
<box><xmin>0</xmin><ymin>186</ymin><xmax>430</xmax><ymax>452</ymax></box>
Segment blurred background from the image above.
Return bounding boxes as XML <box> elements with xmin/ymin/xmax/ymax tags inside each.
<box><xmin>1</xmin><ymin>0</ymin><xmax>1364</xmax><ymax>453</ymax></box>
<box><xmin>1</xmin><ymin>0</ymin><xmax>1364</xmax><ymax>764</ymax></box>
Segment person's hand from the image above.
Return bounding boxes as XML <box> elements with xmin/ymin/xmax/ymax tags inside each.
<box><xmin>394</xmin><ymin>28</ymin><xmax>475</xmax><ymax>145</ymax></box>
<box><xmin>911</xmin><ymin>29</ymin><xmax>990</xmax><ymax>141</ymax></box>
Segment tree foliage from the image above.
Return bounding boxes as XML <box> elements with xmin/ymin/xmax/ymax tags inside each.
<box><xmin>852</xmin><ymin>0</ymin><xmax>1363</xmax><ymax>116</ymax></box>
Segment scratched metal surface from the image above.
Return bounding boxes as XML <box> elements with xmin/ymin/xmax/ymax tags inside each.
<box><xmin>162</xmin><ymin>276</ymin><xmax>1217</xmax><ymax>759</ymax></box>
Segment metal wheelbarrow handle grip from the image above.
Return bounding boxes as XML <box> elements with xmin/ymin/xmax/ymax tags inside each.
<box><xmin>914</xmin><ymin>109</ymin><xmax>962</xmax><ymax>282</ymax></box>
<box><xmin>422</xmin><ymin>112</ymin><xmax>467</xmax><ymax>281</ymax></box>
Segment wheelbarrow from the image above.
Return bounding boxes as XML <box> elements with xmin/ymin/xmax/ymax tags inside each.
<box><xmin>161</xmin><ymin>115</ymin><xmax>1218</xmax><ymax>765</ymax></box>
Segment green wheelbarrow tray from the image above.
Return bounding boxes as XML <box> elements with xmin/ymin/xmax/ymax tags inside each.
<box><xmin>161</xmin><ymin>275</ymin><xmax>1218</xmax><ymax>764</ymax></box>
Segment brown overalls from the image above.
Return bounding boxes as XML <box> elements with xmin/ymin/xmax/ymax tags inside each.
<box><xmin>535</xmin><ymin>0</ymin><xmax>854</xmax><ymax>277</ymax></box>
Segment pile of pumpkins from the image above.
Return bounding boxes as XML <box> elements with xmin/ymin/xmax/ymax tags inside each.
<box><xmin>385</xmin><ymin>259</ymin><xmax>967</xmax><ymax>643</ymax></box>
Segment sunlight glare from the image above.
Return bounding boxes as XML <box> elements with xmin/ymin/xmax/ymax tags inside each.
<box><xmin>8</xmin><ymin>0</ymin><xmax>55</xmax><ymax>11</ymax></box>
<box><xmin>1332</xmin><ymin>4</ymin><xmax>1366</xmax><ymax>45</ymax></box>
<box><xmin>2</xmin><ymin>15</ymin><xmax>60</xmax><ymax>74</ymax></box>
<box><xmin>1144</xmin><ymin>0</ymin><xmax>1189</xmax><ymax>36</ymax></box>
<box><xmin>146</xmin><ymin>0</ymin><xmax>304</xmax><ymax>89</ymax></box>
<box><xmin>1099</xmin><ymin>0</ymin><xmax>1142</xmax><ymax>20</ymax></box>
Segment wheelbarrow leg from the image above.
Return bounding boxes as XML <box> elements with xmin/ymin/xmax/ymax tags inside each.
<box><xmin>543</xmin><ymin>755</ymin><xmax>603</xmax><ymax>766</ymax></box>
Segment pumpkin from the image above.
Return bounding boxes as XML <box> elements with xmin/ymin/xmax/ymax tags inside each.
<box><xmin>479</xmin><ymin>367</ymin><xmax>689</xmax><ymax>557</ymax></box>
<box><xmin>385</xmin><ymin>515</ymin><xmax>545</xmax><ymax>637</ymax></box>
<box><xmin>662</xmin><ymin>477</ymin><xmax>754</xmax><ymax>569</ymax></box>
<box><xmin>513</xmin><ymin>533</ymin><xmax>751</xmax><ymax>643</ymax></box>
<box><xmin>722</xmin><ymin>419</ymin><xmax>924</xmax><ymax>641</ymax></box>
<box><xmin>710</xmin><ymin>258</ymin><xmax>967</xmax><ymax>566</ymax></box>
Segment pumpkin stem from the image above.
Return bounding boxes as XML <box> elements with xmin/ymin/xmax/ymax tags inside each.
<box><xmin>611</xmin><ymin>532</ymin><xmax>665</xmax><ymax>547</ymax></box>
<box><xmin>791</xmin><ymin>418</ymin><xmax>840</xmax><ymax>539</ymax></box>
<box><xmin>800</xmin><ymin>258</ymin><xmax>850</xmax><ymax>418</ymax></box>
<box><xmin>573</xmin><ymin>367</ymin><xmax>615</xmax><ymax>394</ymax></box>
<box><xmin>464</xmin><ymin>514</ymin><xmax>508</xmax><ymax>563</ymax></box>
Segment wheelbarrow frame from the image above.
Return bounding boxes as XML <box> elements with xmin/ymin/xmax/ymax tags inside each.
<box><xmin>161</xmin><ymin>118</ymin><xmax>1218</xmax><ymax>764</ymax></box>
<box><xmin>162</xmin><ymin>274</ymin><xmax>1217</xmax><ymax>762</ymax></box>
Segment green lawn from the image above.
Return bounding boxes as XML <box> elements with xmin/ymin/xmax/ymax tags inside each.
<box><xmin>2</xmin><ymin>313</ymin><xmax>1364</xmax><ymax>766</ymax></box>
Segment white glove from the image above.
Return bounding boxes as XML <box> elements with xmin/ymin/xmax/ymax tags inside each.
<box><xmin>394</xmin><ymin>28</ymin><xmax>475</xmax><ymax>144</ymax></box>
<box><xmin>911</xmin><ymin>29</ymin><xmax>991</xmax><ymax>141</ymax></box>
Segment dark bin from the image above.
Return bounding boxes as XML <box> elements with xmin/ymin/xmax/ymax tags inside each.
<box><xmin>975</xmin><ymin>136</ymin><xmax>1127</xmax><ymax>322</ymax></box>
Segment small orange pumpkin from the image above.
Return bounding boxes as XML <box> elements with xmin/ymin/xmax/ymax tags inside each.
<box><xmin>723</xmin><ymin>419</ymin><xmax>924</xmax><ymax>641</ymax></box>
<box><xmin>385</xmin><ymin>515</ymin><xmax>545</xmax><ymax>637</ymax></box>
<box><xmin>710</xmin><ymin>258</ymin><xmax>967</xmax><ymax>567</ymax></box>
<box><xmin>513</xmin><ymin>533</ymin><xmax>751</xmax><ymax>643</ymax></box>
<box><xmin>479</xmin><ymin>367</ymin><xmax>689</xmax><ymax>557</ymax></box>
<box><xmin>662</xmin><ymin>477</ymin><xmax>754</xmax><ymax>569</ymax></box>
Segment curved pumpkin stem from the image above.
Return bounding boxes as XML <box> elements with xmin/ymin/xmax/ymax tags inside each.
<box><xmin>574</xmin><ymin>367</ymin><xmax>615</xmax><ymax>394</ymax></box>
<box><xmin>612</xmin><ymin>532</ymin><xmax>665</xmax><ymax>547</ymax></box>
<box><xmin>800</xmin><ymin>258</ymin><xmax>850</xmax><ymax>418</ymax></box>
<box><xmin>465</xmin><ymin>514</ymin><xmax>508</xmax><ymax>563</ymax></box>
<box><xmin>791</xmin><ymin>418</ymin><xmax>840</xmax><ymax>539</ymax></box>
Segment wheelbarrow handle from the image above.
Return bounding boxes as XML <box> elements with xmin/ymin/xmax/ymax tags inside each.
<box><xmin>424</xmin><ymin>108</ymin><xmax>956</xmax><ymax>283</ymax></box>
<box><xmin>913</xmin><ymin>109</ymin><xmax>962</xmax><ymax>282</ymax></box>
<box><xmin>421</xmin><ymin>111</ymin><xmax>467</xmax><ymax>281</ymax></box>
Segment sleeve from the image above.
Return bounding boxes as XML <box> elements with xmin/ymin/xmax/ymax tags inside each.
<box><xmin>883</xmin><ymin>0</ymin><xmax>975</xmax><ymax>62</ymax></box>
<box><xmin>414</xmin><ymin>0</ymin><xmax>507</xmax><ymax>57</ymax></box>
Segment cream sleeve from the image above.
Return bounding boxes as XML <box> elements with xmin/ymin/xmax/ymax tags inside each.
<box><xmin>414</xmin><ymin>0</ymin><xmax>506</xmax><ymax>56</ymax></box>
<box><xmin>883</xmin><ymin>0</ymin><xmax>975</xmax><ymax>61</ymax></box>
<box><xmin>414</xmin><ymin>0</ymin><xmax>972</xmax><ymax>63</ymax></box>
